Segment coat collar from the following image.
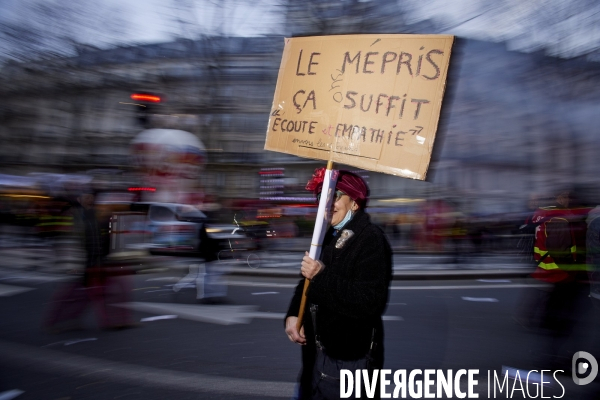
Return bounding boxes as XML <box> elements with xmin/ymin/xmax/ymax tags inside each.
<box><xmin>331</xmin><ymin>209</ymin><xmax>370</xmax><ymax>252</ymax></box>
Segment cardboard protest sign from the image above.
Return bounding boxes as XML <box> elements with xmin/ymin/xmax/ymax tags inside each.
<box><xmin>265</xmin><ymin>34</ymin><xmax>454</xmax><ymax>180</ymax></box>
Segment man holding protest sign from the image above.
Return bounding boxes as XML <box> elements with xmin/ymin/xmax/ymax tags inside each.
<box><xmin>284</xmin><ymin>168</ymin><xmax>392</xmax><ymax>400</ymax></box>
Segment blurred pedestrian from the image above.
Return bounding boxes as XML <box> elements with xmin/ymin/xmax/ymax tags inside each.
<box><xmin>516</xmin><ymin>194</ymin><xmax>540</xmax><ymax>264</ymax></box>
<box><xmin>587</xmin><ymin>203</ymin><xmax>600</xmax><ymax>306</ymax></box>
<box><xmin>43</xmin><ymin>188</ymin><xmax>125</xmax><ymax>332</ymax></box>
<box><xmin>284</xmin><ymin>169</ymin><xmax>392</xmax><ymax>400</ymax></box>
<box><xmin>34</xmin><ymin>197</ymin><xmax>73</xmax><ymax>270</ymax></box>
<box><xmin>514</xmin><ymin>193</ymin><xmax>543</xmax><ymax>327</ymax></box>
<box><xmin>517</xmin><ymin>188</ymin><xmax>591</xmax><ymax>369</ymax></box>
<box><xmin>173</xmin><ymin>215</ymin><xmax>226</xmax><ymax>303</ymax></box>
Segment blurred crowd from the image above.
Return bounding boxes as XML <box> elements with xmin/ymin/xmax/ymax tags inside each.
<box><xmin>1</xmin><ymin>180</ymin><xmax>595</xmax><ymax>261</ymax></box>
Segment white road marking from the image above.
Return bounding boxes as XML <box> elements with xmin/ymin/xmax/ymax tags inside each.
<box><xmin>141</xmin><ymin>315</ymin><xmax>178</xmax><ymax>322</ymax></box>
<box><xmin>462</xmin><ymin>297</ymin><xmax>499</xmax><ymax>302</ymax></box>
<box><xmin>0</xmin><ymin>389</ymin><xmax>24</xmax><ymax>400</ymax></box>
<box><xmin>227</xmin><ymin>281</ymin><xmax>296</xmax><ymax>288</ymax></box>
<box><xmin>146</xmin><ymin>277</ymin><xmax>180</xmax><ymax>282</ymax></box>
<box><xmin>141</xmin><ymin>277</ymin><xmax>545</xmax><ymax>292</ymax></box>
<box><xmin>251</xmin><ymin>292</ymin><xmax>279</xmax><ymax>295</ymax></box>
<box><xmin>0</xmin><ymin>283</ymin><xmax>34</xmax><ymax>297</ymax></box>
<box><xmin>114</xmin><ymin>302</ymin><xmax>401</xmax><ymax>325</ymax></box>
<box><xmin>383</xmin><ymin>316</ymin><xmax>404</xmax><ymax>321</ymax></box>
<box><xmin>114</xmin><ymin>302</ymin><xmax>264</xmax><ymax>325</ymax></box>
<box><xmin>64</xmin><ymin>338</ymin><xmax>98</xmax><ymax>346</ymax></box>
<box><xmin>144</xmin><ymin>278</ymin><xmax>297</xmax><ymax>288</ymax></box>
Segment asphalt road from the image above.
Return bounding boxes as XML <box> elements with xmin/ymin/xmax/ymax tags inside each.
<box><xmin>1</xmin><ymin>266</ymin><xmax>600</xmax><ymax>399</ymax></box>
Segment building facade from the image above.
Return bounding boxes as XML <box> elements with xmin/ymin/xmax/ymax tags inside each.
<box><xmin>1</xmin><ymin>15</ymin><xmax>600</xmax><ymax>214</ymax></box>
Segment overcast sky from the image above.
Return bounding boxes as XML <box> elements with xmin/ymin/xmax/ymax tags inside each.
<box><xmin>116</xmin><ymin>0</ymin><xmax>600</xmax><ymax>60</ymax></box>
<box><xmin>405</xmin><ymin>0</ymin><xmax>600</xmax><ymax>59</ymax></box>
<box><xmin>2</xmin><ymin>0</ymin><xmax>599</xmax><ymax>61</ymax></box>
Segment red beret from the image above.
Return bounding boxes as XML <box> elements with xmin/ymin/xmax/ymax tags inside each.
<box><xmin>306</xmin><ymin>168</ymin><xmax>369</xmax><ymax>208</ymax></box>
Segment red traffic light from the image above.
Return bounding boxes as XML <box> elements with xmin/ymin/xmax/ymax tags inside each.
<box><xmin>131</xmin><ymin>93</ymin><xmax>162</xmax><ymax>103</ymax></box>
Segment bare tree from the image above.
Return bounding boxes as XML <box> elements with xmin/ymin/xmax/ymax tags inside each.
<box><xmin>403</xmin><ymin>0</ymin><xmax>600</xmax><ymax>60</ymax></box>
<box><xmin>167</xmin><ymin>0</ymin><xmax>283</xmax><ymax>39</ymax></box>
<box><xmin>0</xmin><ymin>0</ymin><xmax>130</xmax><ymax>63</ymax></box>
<box><xmin>281</xmin><ymin>0</ymin><xmax>409</xmax><ymax>36</ymax></box>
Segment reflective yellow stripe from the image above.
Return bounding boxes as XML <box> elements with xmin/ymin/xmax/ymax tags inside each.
<box><xmin>534</xmin><ymin>246</ymin><xmax>577</xmax><ymax>259</ymax></box>
<box><xmin>559</xmin><ymin>263</ymin><xmax>589</xmax><ymax>271</ymax></box>
<box><xmin>538</xmin><ymin>261</ymin><xmax>588</xmax><ymax>271</ymax></box>
<box><xmin>538</xmin><ymin>261</ymin><xmax>560</xmax><ymax>270</ymax></box>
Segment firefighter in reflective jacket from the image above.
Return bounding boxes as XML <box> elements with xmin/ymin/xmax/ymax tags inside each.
<box><xmin>526</xmin><ymin>190</ymin><xmax>592</xmax><ymax>369</ymax></box>
<box><xmin>531</xmin><ymin>191</ymin><xmax>590</xmax><ymax>283</ymax></box>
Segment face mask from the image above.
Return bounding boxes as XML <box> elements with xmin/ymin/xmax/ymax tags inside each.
<box><xmin>334</xmin><ymin>209</ymin><xmax>353</xmax><ymax>230</ymax></box>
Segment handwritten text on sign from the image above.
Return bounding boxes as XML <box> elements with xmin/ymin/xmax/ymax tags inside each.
<box><xmin>264</xmin><ymin>35</ymin><xmax>454</xmax><ymax>180</ymax></box>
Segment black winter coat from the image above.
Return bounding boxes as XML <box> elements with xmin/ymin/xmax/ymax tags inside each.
<box><xmin>285</xmin><ymin>210</ymin><xmax>392</xmax><ymax>397</ymax></box>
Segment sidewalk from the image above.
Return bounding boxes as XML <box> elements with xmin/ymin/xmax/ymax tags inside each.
<box><xmin>0</xmin><ymin>235</ymin><xmax>534</xmax><ymax>281</ymax></box>
<box><xmin>238</xmin><ymin>237</ymin><xmax>534</xmax><ymax>280</ymax></box>
<box><xmin>226</xmin><ymin>266</ymin><xmax>533</xmax><ymax>280</ymax></box>
<box><xmin>106</xmin><ymin>249</ymin><xmax>534</xmax><ymax>281</ymax></box>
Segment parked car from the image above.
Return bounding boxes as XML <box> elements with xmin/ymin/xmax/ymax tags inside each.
<box><xmin>135</xmin><ymin>203</ymin><xmax>250</xmax><ymax>257</ymax></box>
<box><xmin>140</xmin><ymin>203</ymin><xmax>203</xmax><ymax>255</ymax></box>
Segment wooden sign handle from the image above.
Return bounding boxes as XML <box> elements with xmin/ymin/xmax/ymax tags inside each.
<box><xmin>296</xmin><ymin>160</ymin><xmax>334</xmax><ymax>332</ymax></box>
